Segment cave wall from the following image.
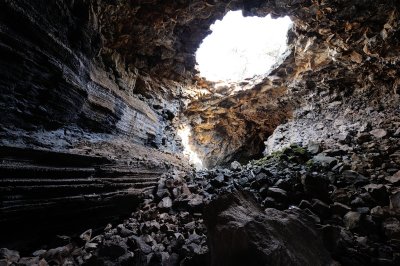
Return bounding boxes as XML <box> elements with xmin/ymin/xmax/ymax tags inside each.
<box><xmin>0</xmin><ymin>0</ymin><xmax>185</xmax><ymax>152</ymax></box>
<box><xmin>0</xmin><ymin>0</ymin><xmax>190</xmax><ymax>246</ymax></box>
<box><xmin>185</xmin><ymin>79</ymin><xmax>293</xmax><ymax>167</ymax></box>
<box><xmin>264</xmin><ymin>0</ymin><xmax>400</xmax><ymax>157</ymax></box>
<box><xmin>182</xmin><ymin>0</ymin><xmax>400</xmax><ymax>167</ymax></box>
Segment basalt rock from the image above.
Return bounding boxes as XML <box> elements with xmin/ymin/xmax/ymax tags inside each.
<box><xmin>1</xmin><ymin>0</ymin><xmax>400</xmax><ymax>265</ymax></box>
<box><xmin>203</xmin><ymin>190</ymin><xmax>333</xmax><ymax>266</ymax></box>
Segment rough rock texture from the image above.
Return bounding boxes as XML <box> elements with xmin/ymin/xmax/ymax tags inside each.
<box><xmin>0</xmin><ymin>0</ymin><xmax>190</xmax><ymax>245</ymax></box>
<box><xmin>2</xmin><ymin>142</ymin><xmax>400</xmax><ymax>265</ymax></box>
<box><xmin>263</xmin><ymin>0</ymin><xmax>400</xmax><ymax>155</ymax></box>
<box><xmin>186</xmin><ymin>82</ymin><xmax>292</xmax><ymax>167</ymax></box>
<box><xmin>0</xmin><ymin>0</ymin><xmax>184</xmax><ymax>152</ymax></box>
<box><xmin>187</xmin><ymin>0</ymin><xmax>400</xmax><ymax>166</ymax></box>
<box><xmin>203</xmin><ymin>190</ymin><xmax>333</xmax><ymax>266</ymax></box>
<box><xmin>0</xmin><ymin>143</ymin><xmax>187</xmax><ymax>249</ymax></box>
<box><xmin>2</xmin><ymin>0</ymin><xmax>399</xmax><ymax>166</ymax></box>
<box><xmin>1</xmin><ymin>1</ymin><xmax>400</xmax><ymax>265</ymax></box>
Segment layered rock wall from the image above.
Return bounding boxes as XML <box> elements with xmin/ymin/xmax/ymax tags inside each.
<box><xmin>0</xmin><ymin>0</ymin><xmax>189</xmax><ymax>246</ymax></box>
<box><xmin>0</xmin><ymin>0</ymin><xmax>182</xmax><ymax>151</ymax></box>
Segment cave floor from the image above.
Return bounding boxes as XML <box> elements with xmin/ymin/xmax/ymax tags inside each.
<box><xmin>1</xmin><ymin>139</ymin><xmax>400</xmax><ymax>266</ymax></box>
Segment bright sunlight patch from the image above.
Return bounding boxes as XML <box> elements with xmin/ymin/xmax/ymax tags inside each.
<box><xmin>196</xmin><ymin>11</ymin><xmax>292</xmax><ymax>82</ymax></box>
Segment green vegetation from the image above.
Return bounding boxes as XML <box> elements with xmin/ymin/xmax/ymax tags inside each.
<box><xmin>251</xmin><ymin>144</ymin><xmax>307</xmax><ymax>166</ymax></box>
<box><xmin>306</xmin><ymin>159</ymin><xmax>314</xmax><ymax>168</ymax></box>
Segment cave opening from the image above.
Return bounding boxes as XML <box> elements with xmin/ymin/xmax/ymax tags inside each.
<box><xmin>195</xmin><ymin>10</ymin><xmax>293</xmax><ymax>83</ymax></box>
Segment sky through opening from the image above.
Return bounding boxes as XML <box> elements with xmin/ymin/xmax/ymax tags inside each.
<box><xmin>196</xmin><ymin>11</ymin><xmax>292</xmax><ymax>82</ymax></box>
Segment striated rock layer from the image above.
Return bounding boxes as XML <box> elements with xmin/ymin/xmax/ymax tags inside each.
<box><xmin>0</xmin><ymin>0</ymin><xmax>190</xmax><ymax>245</ymax></box>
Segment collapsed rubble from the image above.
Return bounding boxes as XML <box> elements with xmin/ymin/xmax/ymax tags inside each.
<box><xmin>3</xmin><ymin>129</ymin><xmax>400</xmax><ymax>265</ymax></box>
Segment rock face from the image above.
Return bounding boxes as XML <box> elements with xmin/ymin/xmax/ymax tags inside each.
<box><xmin>1</xmin><ymin>0</ymin><xmax>400</xmax><ymax>264</ymax></box>
<box><xmin>185</xmin><ymin>0</ymin><xmax>400</xmax><ymax>167</ymax></box>
<box><xmin>0</xmin><ymin>0</ymin><xmax>189</xmax><ymax>246</ymax></box>
<box><xmin>0</xmin><ymin>144</ymin><xmax>185</xmax><ymax>248</ymax></box>
<box><xmin>262</xmin><ymin>0</ymin><xmax>400</xmax><ymax>157</ymax></box>
<box><xmin>204</xmin><ymin>190</ymin><xmax>333</xmax><ymax>266</ymax></box>
<box><xmin>186</xmin><ymin>83</ymin><xmax>293</xmax><ymax>167</ymax></box>
<box><xmin>0</xmin><ymin>0</ymin><xmax>183</xmax><ymax>152</ymax></box>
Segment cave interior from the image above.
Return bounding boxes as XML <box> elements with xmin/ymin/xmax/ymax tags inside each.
<box><xmin>1</xmin><ymin>0</ymin><xmax>400</xmax><ymax>265</ymax></box>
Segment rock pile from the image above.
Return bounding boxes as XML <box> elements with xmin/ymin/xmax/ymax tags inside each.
<box><xmin>2</xmin><ymin>139</ymin><xmax>399</xmax><ymax>265</ymax></box>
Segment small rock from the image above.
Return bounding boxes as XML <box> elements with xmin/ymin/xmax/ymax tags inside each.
<box><xmin>156</xmin><ymin>184</ymin><xmax>170</xmax><ymax>199</ymax></box>
<box><xmin>370</xmin><ymin>129</ymin><xmax>387</xmax><ymax>138</ymax></box>
<box><xmin>44</xmin><ymin>246</ymin><xmax>71</xmax><ymax>261</ymax></box>
<box><xmin>266</xmin><ymin>187</ymin><xmax>287</xmax><ymax>201</ymax></box>
<box><xmin>262</xmin><ymin>197</ymin><xmax>277</xmax><ymax>208</ymax></box>
<box><xmin>342</xmin><ymin>170</ymin><xmax>369</xmax><ymax>186</ymax></box>
<box><xmin>337</xmin><ymin>133</ymin><xmax>351</xmax><ymax>144</ymax></box>
<box><xmin>142</xmin><ymin>234</ymin><xmax>154</xmax><ymax>244</ymax></box>
<box><xmin>85</xmin><ymin>242</ymin><xmax>98</xmax><ymax>250</ymax></box>
<box><xmin>312</xmin><ymin>154</ymin><xmax>337</xmax><ymax>167</ymax></box>
<box><xmin>210</xmin><ymin>174</ymin><xmax>225</xmax><ymax>188</ymax></box>
<box><xmin>356</xmin><ymin>132</ymin><xmax>370</xmax><ymax>143</ymax></box>
<box><xmin>99</xmin><ymin>240</ymin><xmax>128</xmax><ymax>259</ymax></box>
<box><xmin>343</xmin><ymin>211</ymin><xmax>361</xmax><ymax>230</ymax></box>
<box><xmin>230</xmin><ymin>161</ymin><xmax>241</xmax><ymax>171</ymax></box>
<box><xmin>158</xmin><ymin>197</ymin><xmax>173</xmax><ymax>209</ymax></box>
<box><xmin>331</xmin><ymin>188</ymin><xmax>351</xmax><ymax>204</ymax></box>
<box><xmin>184</xmin><ymin>221</ymin><xmax>196</xmax><ymax>231</ymax></box>
<box><xmin>363</xmin><ymin>184</ymin><xmax>389</xmax><ymax>205</ymax></box>
<box><xmin>32</xmin><ymin>250</ymin><xmax>47</xmax><ymax>257</ymax></box>
<box><xmin>298</xmin><ymin>200</ymin><xmax>313</xmax><ymax>210</ymax></box>
<box><xmin>118</xmin><ymin>226</ymin><xmax>134</xmax><ymax>237</ymax></box>
<box><xmin>350</xmin><ymin>197</ymin><xmax>365</xmax><ymax>207</ymax></box>
<box><xmin>104</xmin><ymin>223</ymin><xmax>112</xmax><ymax>232</ymax></box>
<box><xmin>307</xmin><ymin>141</ymin><xmax>321</xmax><ymax>155</ymax></box>
<box><xmin>305</xmin><ymin>209</ymin><xmax>322</xmax><ymax>224</ymax></box>
<box><xmin>356</xmin><ymin>236</ymin><xmax>368</xmax><ymax>247</ymax></box>
<box><xmin>386</xmin><ymin>171</ymin><xmax>400</xmax><ymax>184</ymax></box>
<box><xmin>312</xmin><ymin>199</ymin><xmax>331</xmax><ymax>219</ymax></box>
<box><xmin>118</xmin><ymin>252</ymin><xmax>135</xmax><ymax>266</ymax></box>
<box><xmin>39</xmin><ymin>258</ymin><xmax>49</xmax><ymax>266</ymax></box>
<box><xmin>390</xmin><ymin>191</ymin><xmax>400</xmax><ymax>211</ymax></box>
<box><xmin>382</xmin><ymin>218</ymin><xmax>400</xmax><ymax>240</ymax></box>
<box><xmin>356</xmin><ymin>207</ymin><xmax>370</xmax><ymax>214</ymax></box>
<box><xmin>128</xmin><ymin>236</ymin><xmax>152</xmax><ymax>254</ymax></box>
<box><xmin>331</xmin><ymin>202</ymin><xmax>351</xmax><ymax>216</ymax></box>
<box><xmin>371</xmin><ymin>206</ymin><xmax>385</xmax><ymax>219</ymax></box>
<box><xmin>0</xmin><ymin>248</ymin><xmax>20</xmax><ymax>264</ymax></box>
<box><xmin>238</xmin><ymin>176</ymin><xmax>249</xmax><ymax>186</ymax></box>
<box><xmin>17</xmin><ymin>257</ymin><xmax>40</xmax><ymax>266</ymax></box>
<box><xmin>80</xmin><ymin>229</ymin><xmax>92</xmax><ymax>242</ymax></box>
<box><xmin>394</xmin><ymin>127</ymin><xmax>400</xmax><ymax>137</ymax></box>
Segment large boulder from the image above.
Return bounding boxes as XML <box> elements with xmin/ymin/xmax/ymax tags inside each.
<box><xmin>204</xmin><ymin>191</ymin><xmax>333</xmax><ymax>266</ymax></box>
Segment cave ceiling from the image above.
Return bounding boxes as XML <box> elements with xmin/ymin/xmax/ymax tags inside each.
<box><xmin>96</xmin><ymin>0</ymin><xmax>399</xmax><ymax>167</ymax></box>
<box><xmin>2</xmin><ymin>0</ymin><xmax>399</xmax><ymax>168</ymax></box>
